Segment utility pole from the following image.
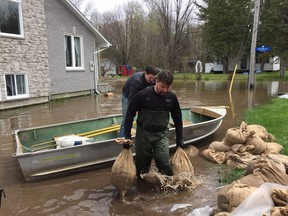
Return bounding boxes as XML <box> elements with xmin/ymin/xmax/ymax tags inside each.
<box><xmin>249</xmin><ymin>0</ymin><xmax>260</xmax><ymax>89</ymax></box>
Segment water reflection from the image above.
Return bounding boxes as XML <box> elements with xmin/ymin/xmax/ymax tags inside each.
<box><xmin>0</xmin><ymin>80</ymin><xmax>287</xmax><ymax>215</ymax></box>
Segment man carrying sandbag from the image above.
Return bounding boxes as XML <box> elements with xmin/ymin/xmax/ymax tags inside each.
<box><xmin>123</xmin><ymin>70</ymin><xmax>184</xmax><ymax>179</ymax></box>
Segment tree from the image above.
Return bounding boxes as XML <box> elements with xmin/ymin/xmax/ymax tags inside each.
<box><xmin>144</xmin><ymin>0</ymin><xmax>196</xmax><ymax>71</ymax></box>
<box><xmin>258</xmin><ymin>0</ymin><xmax>288</xmax><ymax>78</ymax></box>
<box><xmin>99</xmin><ymin>2</ymin><xmax>146</xmax><ymax>68</ymax></box>
<box><xmin>196</xmin><ymin>0</ymin><xmax>252</xmax><ymax>74</ymax></box>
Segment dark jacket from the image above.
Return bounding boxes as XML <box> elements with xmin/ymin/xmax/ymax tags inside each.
<box><xmin>124</xmin><ymin>86</ymin><xmax>183</xmax><ymax>140</ymax></box>
<box><xmin>122</xmin><ymin>72</ymin><xmax>154</xmax><ymax>102</ymax></box>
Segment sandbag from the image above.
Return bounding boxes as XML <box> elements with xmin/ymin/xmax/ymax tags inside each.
<box><xmin>226</xmin><ymin>153</ymin><xmax>257</xmax><ymax>169</ymax></box>
<box><xmin>271</xmin><ymin>188</ymin><xmax>288</xmax><ymax>206</ymax></box>
<box><xmin>267</xmin><ymin>154</ymin><xmax>288</xmax><ymax>171</ymax></box>
<box><xmin>227</xmin><ymin>183</ymin><xmax>257</xmax><ymax>212</ymax></box>
<box><xmin>247</xmin><ymin>124</ymin><xmax>275</xmax><ymax>141</ymax></box>
<box><xmin>209</xmin><ymin>141</ymin><xmax>231</xmax><ymax>152</ymax></box>
<box><xmin>245</xmin><ymin>131</ymin><xmax>266</xmax><ymax>155</ymax></box>
<box><xmin>184</xmin><ymin>145</ymin><xmax>199</xmax><ymax>159</ymax></box>
<box><xmin>223</xmin><ymin>127</ymin><xmax>246</xmax><ymax>146</ymax></box>
<box><xmin>231</xmin><ymin>144</ymin><xmax>254</xmax><ymax>154</ymax></box>
<box><xmin>171</xmin><ymin>147</ymin><xmax>194</xmax><ymax>175</ymax></box>
<box><xmin>217</xmin><ymin>175</ymin><xmax>264</xmax><ymax>213</ymax></box>
<box><xmin>246</xmin><ymin>158</ymin><xmax>286</xmax><ymax>176</ymax></box>
<box><xmin>253</xmin><ymin>159</ymin><xmax>288</xmax><ymax>185</ymax></box>
<box><xmin>236</xmin><ymin>173</ymin><xmax>265</xmax><ymax>188</ymax></box>
<box><xmin>264</xmin><ymin>142</ymin><xmax>284</xmax><ymax>154</ymax></box>
<box><xmin>111</xmin><ymin>148</ymin><xmax>136</xmax><ymax>200</ymax></box>
<box><xmin>270</xmin><ymin>206</ymin><xmax>288</xmax><ymax>216</ymax></box>
<box><xmin>229</xmin><ymin>183</ymin><xmax>288</xmax><ymax>216</ymax></box>
<box><xmin>202</xmin><ymin>148</ymin><xmax>226</xmax><ymax>164</ymax></box>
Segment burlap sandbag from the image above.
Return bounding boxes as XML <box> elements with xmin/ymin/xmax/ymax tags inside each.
<box><xmin>209</xmin><ymin>141</ymin><xmax>231</xmax><ymax>152</ymax></box>
<box><xmin>226</xmin><ymin>152</ymin><xmax>257</xmax><ymax>169</ymax></box>
<box><xmin>237</xmin><ymin>173</ymin><xmax>265</xmax><ymax>188</ymax></box>
<box><xmin>202</xmin><ymin>148</ymin><xmax>226</xmax><ymax>164</ymax></box>
<box><xmin>267</xmin><ymin>154</ymin><xmax>288</xmax><ymax>171</ymax></box>
<box><xmin>245</xmin><ymin>131</ymin><xmax>266</xmax><ymax>155</ymax></box>
<box><xmin>184</xmin><ymin>145</ymin><xmax>199</xmax><ymax>159</ymax></box>
<box><xmin>171</xmin><ymin>147</ymin><xmax>194</xmax><ymax>175</ymax></box>
<box><xmin>254</xmin><ymin>159</ymin><xmax>288</xmax><ymax>185</ymax></box>
<box><xmin>223</xmin><ymin>127</ymin><xmax>246</xmax><ymax>146</ymax></box>
<box><xmin>264</xmin><ymin>142</ymin><xmax>284</xmax><ymax>154</ymax></box>
<box><xmin>247</xmin><ymin>124</ymin><xmax>275</xmax><ymax>141</ymax></box>
<box><xmin>271</xmin><ymin>188</ymin><xmax>288</xmax><ymax>206</ymax></box>
<box><xmin>246</xmin><ymin>157</ymin><xmax>286</xmax><ymax>176</ymax></box>
<box><xmin>227</xmin><ymin>183</ymin><xmax>257</xmax><ymax>212</ymax></box>
<box><xmin>270</xmin><ymin>206</ymin><xmax>288</xmax><ymax>216</ymax></box>
<box><xmin>111</xmin><ymin>148</ymin><xmax>136</xmax><ymax>200</ymax></box>
<box><xmin>217</xmin><ymin>174</ymin><xmax>264</xmax><ymax>213</ymax></box>
<box><xmin>231</xmin><ymin>143</ymin><xmax>254</xmax><ymax>154</ymax></box>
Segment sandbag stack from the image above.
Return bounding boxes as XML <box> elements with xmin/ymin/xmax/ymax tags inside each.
<box><xmin>202</xmin><ymin>121</ymin><xmax>285</xmax><ymax>170</ymax></box>
<box><xmin>204</xmin><ymin>122</ymin><xmax>288</xmax><ymax>215</ymax></box>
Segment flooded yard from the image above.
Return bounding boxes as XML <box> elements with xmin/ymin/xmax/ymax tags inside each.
<box><xmin>0</xmin><ymin>79</ymin><xmax>287</xmax><ymax>215</ymax></box>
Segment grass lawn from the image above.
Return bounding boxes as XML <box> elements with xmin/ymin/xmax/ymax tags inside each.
<box><xmin>173</xmin><ymin>71</ymin><xmax>287</xmax><ymax>81</ymax></box>
<box><xmin>243</xmin><ymin>98</ymin><xmax>288</xmax><ymax>155</ymax></box>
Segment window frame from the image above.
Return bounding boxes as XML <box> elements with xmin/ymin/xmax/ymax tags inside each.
<box><xmin>5</xmin><ymin>74</ymin><xmax>29</xmax><ymax>100</ymax></box>
<box><xmin>0</xmin><ymin>0</ymin><xmax>24</xmax><ymax>39</ymax></box>
<box><xmin>65</xmin><ymin>34</ymin><xmax>85</xmax><ymax>71</ymax></box>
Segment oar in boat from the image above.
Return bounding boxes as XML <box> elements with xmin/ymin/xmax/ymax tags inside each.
<box><xmin>29</xmin><ymin>122</ymin><xmax>136</xmax><ymax>152</ymax></box>
<box><xmin>30</xmin><ymin>124</ymin><xmax>121</xmax><ymax>148</ymax></box>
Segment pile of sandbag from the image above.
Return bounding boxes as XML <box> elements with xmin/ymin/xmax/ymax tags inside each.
<box><xmin>202</xmin><ymin>121</ymin><xmax>286</xmax><ymax>170</ymax></box>
<box><xmin>202</xmin><ymin>122</ymin><xmax>288</xmax><ymax>215</ymax></box>
<box><xmin>216</xmin><ymin>158</ymin><xmax>288</xmax><ymax>214</ymax></box>
<box><xmin>215</xmin><ymin>183</ymin><xmax>288</xmax><ymax>216</ymax></box>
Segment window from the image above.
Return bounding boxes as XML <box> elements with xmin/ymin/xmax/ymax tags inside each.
<box><xmin>5</xmin><ymin>74</ymin><xmax>29</xmax><ymax>99</ymax></box>
<box><xmin>0</xmin><ymin>0</ymin><xmax>24</xmax><ymax>38</ymax></box>
<box><xmin>65</xmin><ymin>35</ymin><xmax>84</xmax><ymax>70</ymax></box>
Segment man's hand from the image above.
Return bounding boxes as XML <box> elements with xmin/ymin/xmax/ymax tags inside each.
<box><xmin>176</xmin><ymin>138</ymin><xmax>184</xmax><ymax>148</ymax></box>
<box><xmin>123</xmin><ymin>139</ymin><xmax>133</xmax><ymax>149</ymax></box>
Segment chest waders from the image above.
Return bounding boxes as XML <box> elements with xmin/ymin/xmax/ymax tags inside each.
<box><xmin>135</xmin><ymin>109</ymin><xmax>172</xmax><ymax>178</ymax></box>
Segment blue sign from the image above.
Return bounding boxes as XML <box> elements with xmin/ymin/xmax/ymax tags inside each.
<box><xmin>256</xmin><ymin>46</ymin><xmax>271</xmax><ymax>52</ymax></box>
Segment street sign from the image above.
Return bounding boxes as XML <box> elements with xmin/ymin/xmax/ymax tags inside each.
<box><xmin>256</xmin><ymin>46</ymin><xmax>271</xmax><ymax>52</ymax></box>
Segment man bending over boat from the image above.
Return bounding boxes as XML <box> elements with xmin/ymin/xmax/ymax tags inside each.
<box><xmin>123</xmin><ymin>70</ymin><xmax>184</xmax><ymax>179</ymax></box>
<box><xmin>119</xmin><ymin>65</ymin><xmax>158</xmax><ymax>138</ymax></box>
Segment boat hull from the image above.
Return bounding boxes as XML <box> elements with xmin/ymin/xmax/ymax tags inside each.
<box><xmin>13</xmin><ymin>106</ymin><xmax>226</xmax><ymax>181</ymax></box>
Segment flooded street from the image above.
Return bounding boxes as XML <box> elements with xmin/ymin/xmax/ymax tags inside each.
<box><xmin>0</xmin><ymin>79</ymin><xmax>287</xmax><ymax>216</ymax></box>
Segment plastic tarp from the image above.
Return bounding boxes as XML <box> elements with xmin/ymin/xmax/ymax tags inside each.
<box><xmin>230</xmin><ymin>183</ymin><xmax>288</xmax><ymax>216</ymax></box>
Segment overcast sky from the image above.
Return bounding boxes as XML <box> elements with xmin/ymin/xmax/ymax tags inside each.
<box><xmin>82</xmin><ymin>0</ymin><xmax>130</xmax><ymax>13</ymax></box>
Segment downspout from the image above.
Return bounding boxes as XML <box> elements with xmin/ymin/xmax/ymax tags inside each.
<box><xmin>94</xmin><ymin>48</ymin><xmax>108</xmax><ymax>95</ymax></box>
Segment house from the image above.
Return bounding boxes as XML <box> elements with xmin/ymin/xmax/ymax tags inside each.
<box><xmin>205</xmin><ymin>56</ymin><xmax>280</xmax><ymax>73</ymax></box>
<box><xmin>0</xmin><ymin>0</ymin><xmax>111</xmax><ymax>110</ymax></box>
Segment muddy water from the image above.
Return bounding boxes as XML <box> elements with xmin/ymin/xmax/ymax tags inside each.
<box><xmin>0</xmin><ymin>80</ymin><xmax>287</xmax><ymax>216</ymax></box>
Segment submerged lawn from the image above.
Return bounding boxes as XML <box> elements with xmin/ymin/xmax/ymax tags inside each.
<box><xmin>243</xmin><ymin>98</ymin><xmax>288</xmax><ymax>155</ymax></box>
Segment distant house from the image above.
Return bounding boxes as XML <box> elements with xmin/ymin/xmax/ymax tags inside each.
<box><xmin>0</xmin><ymin>0</ymin><xmax>111</xmax><ymax>110</ymax></box>
<box><xmin>205</xmin><ymin>56</ymin><xmax>280</xmax><ymax>73</ymax></box>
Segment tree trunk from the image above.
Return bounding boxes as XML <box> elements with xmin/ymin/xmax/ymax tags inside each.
<box><xmin>280</xmin><ymin>56</ymin><xmax>287</xmax><ymax>78</ymax></box>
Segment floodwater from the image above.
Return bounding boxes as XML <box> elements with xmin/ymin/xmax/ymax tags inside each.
<box><xmin>0</xmin><ymin>79</ymin><xmax>287</xmax><ymax>216</ymax></box>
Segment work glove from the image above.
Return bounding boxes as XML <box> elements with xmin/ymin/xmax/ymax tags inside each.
<box><xmin>176</xmin><ymin>138</ymin><xmax>184</xmax><ymax>148</ymax></box>
<box><xmin>123</xmin><ymin>139</ymin><xmax>133</xmax><ymax>149</ymax></box>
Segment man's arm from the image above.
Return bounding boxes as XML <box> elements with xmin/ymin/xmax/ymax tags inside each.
<box><xmin>171</xmin><ymin>96</ymin><xmax>183</xmax><ymax>141</ymax></box>
<box><xmin>124</xmin><ymin>91</ymin><xmax>142</xmax><ymax>139</ymax></box>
